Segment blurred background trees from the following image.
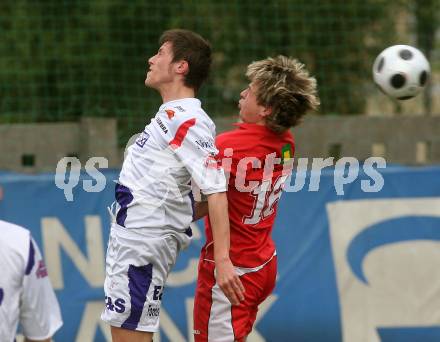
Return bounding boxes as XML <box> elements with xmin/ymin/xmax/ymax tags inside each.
<box><xmin>0</xmin><ymin>0</ymin><xmax>438</xmax><ymax>141</ymax></box>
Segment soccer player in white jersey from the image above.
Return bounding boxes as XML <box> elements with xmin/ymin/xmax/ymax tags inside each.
<box><xmin>101</xmin><ymin>29</ymin><xmax>245</xmax><ymax>342</ymax></box>
<box><xmin>0</xmin><ymin>220</ymin><xmax>63</xmax><ymax>342</ymax></box>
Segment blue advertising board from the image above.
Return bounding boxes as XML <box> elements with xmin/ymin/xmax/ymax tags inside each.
<box><xmin>1</xmin><ymin>165</ymin><xmax>440</xmax><ymax>341</ymax></box>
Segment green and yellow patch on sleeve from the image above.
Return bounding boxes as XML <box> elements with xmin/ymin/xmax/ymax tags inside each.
<box><xmin>281</xmin><ymin>143</ymin><xmax>292</xmax><ymax>164</ymax></box>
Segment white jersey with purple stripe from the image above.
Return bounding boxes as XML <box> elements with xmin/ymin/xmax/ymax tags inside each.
<box><xmin>116</xmin><ymin>98</ymin><xmax>226</xmax><ymax>231</ymax></box>
<box><xmin>0</xmin><ymin>220</ymin><xmax>63</xmax><ymax>342</ymax></box>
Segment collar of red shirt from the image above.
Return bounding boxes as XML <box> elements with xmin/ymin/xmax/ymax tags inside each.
<box><xmin>233</xmin><ymin>122</ymin><xmax>271</xmax><ymax>132</ymax></box>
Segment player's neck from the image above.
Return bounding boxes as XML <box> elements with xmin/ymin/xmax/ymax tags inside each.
<box><xmin>159</xmin><ymin>83</ymin><xmax>195</xmax><ymax>104</ymax></box>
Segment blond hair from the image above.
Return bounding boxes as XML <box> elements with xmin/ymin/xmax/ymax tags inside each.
<box><xmin>246</xmin><ymin>55</ymin><xmax>320</xmax><ymax>133</ymax></box>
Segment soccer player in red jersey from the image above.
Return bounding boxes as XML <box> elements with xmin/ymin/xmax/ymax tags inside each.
<box><xmin>193</xmin><ymin>56</ymin><xmax>320</xmax><ymax>341</ymax></box>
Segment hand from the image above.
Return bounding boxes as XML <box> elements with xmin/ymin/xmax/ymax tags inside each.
<box><xmin>215</xmin><ymin>257</ymin><xmax>245</xmax><ymax>305</ymax></box>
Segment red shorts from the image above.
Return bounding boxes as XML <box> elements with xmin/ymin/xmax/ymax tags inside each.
<box><xmin>193</xmin><ymin>255</ymin><xmax>277</xmax><ymax>342</ymax></box>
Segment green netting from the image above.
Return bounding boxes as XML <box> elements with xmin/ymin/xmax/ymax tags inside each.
<box><xmin>0</xmin><ymin>0</ymin><xmax>438</xmax><ymax>143</ymax></box>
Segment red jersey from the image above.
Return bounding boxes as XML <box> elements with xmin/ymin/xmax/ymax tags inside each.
<box><xmin>202</xmin><ymin>123</ymin><xmax>294</xmax><ymax>268</ymax></box>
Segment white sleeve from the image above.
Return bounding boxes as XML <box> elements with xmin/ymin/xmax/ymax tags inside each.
<box><xmin>174</xmin><ymin>120</ymin><xmax>226</xmax><ymax>194</ymax></box>
<box><xmin>20</xmin><ymin>237</ymin><xmax>63</xmax><ymax>340</ymax></box>
<box><xmin>191</xmin><ymin>179</ymin><xmax>207</xmax><ymax>202</ymax></box>
<box><xmin>165</xmin><ymin>115</ymin><xmax>226</xmax><ymax>195</ymax></box>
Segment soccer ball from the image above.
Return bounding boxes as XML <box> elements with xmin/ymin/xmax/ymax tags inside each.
<box><xmin>372</xmin><ymin>45</ymin><xmax>430</xmax><ymax>100</ymax></box>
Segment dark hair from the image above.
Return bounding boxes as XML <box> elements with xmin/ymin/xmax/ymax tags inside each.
<box><xmin>159</xmin><ymin>29</ymin><xmax>212</xmax><ymax>92</ymax></box>
<box><xmin>247</xmin><ymin>55</ymin><xmax>320</xmax><ymax>133</ymax></box>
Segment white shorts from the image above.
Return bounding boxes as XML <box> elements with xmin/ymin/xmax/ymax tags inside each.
<box><xmin>101</xmin><ymin>223</ymin><xmax>191</xmax><ymax>332</ymax></box>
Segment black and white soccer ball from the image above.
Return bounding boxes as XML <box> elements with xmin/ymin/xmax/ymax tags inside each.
<box><xmin>372</xmin><ymin>45</ymin><xmax>430</xmax><ymax>100</ymax></box>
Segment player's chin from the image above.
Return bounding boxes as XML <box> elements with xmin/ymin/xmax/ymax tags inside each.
<box><xmin>145</xmin><ymin>76</ymin><xmax>155</xmax><ymax>88</ymax></box>
<box><xmin>238</xmin><ymin>108</ymin><xmax>246</xmax><ymax>119</ymax></box>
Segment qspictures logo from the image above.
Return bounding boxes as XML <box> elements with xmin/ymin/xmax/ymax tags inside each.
<box><xmin>54</xmin><ymin>154</ymin><xmax>386</xmax><ymax>202</ymax></box>
<box><xmin>54</xmin><ymin>132</ymin><xmax>386</xmax><ymax>202</ymax></box>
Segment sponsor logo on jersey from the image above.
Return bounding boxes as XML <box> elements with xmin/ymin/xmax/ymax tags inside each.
<box><xmin>135</xmin><ymin>131</ymin><xmax>150</xmax><ymax>148</ymax></box>
<box><xmin>0</xmin><ymin>288</ymin><xmax>3</xmax><ymax>306</ymax></box>
<box><xmin>147</xmin><ymin>303</ymin><xmax>161</xmax><ymax>317</ymax></box>
<box><xmin>165</xmin><ymin>109</ymin><xmax>175</xmax><ymax>120</ymax></box>
<box><xmin>36</xmin><ymin>260</ymin><xmax>48</xmax><ymax>278</ymax></box>
<box><xmin>175</xmin><ymin>105</ymin><xmax>185</xmax><ymax>112</ymax></box>
<box><xmin>195</xmin><ymin>139</ymin><xmax>215</xmax><ymax>150</ymax></box>
<box><xmin>105</xmin><ymin>296</ymin><xmax>126</xmax><ymax>313</ymax></box>
<box><xmin>153</xmin><ymin>285</ymin><xmax>164</xmax><ymax>300</ymax></box>
<box><xmin>156</xmin><ymin>117</ymin><xmax>168</xmax><ymax>134</ymax></box>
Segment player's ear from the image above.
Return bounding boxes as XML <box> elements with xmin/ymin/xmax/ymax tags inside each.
<box><xmin>261</xmin><ymin>106</ymin><xmax>272</xmax><ymax>118</ymax></box>
<box><xmin>175</xmin><ymin>60</ymin><xmax>189</xmax><ymax>76</ymax></box>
